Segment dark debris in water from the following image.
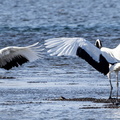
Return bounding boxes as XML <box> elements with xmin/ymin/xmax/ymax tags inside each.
<box><xmin>27</xmin><ymin>81</ymin><xmax>47</xmax><ymax>83</ymax></box>
<box><xmin>51</xmin><ymin>96</ymin><xmax>120</xmax><ymax>108</ymax></box>
<box><xmin>81</xmin><ymin>103</ymin><xmax>120</xmax><ymax>109</ymax></box>
<box><xmin>51</xmin><ymin>96</ymin><xmax>117</xmax><ymax>103</ymax></box>
<box><xmin>0</xmin><ymin>76</ymin><xmax>15</xmax><ymax>79</ymax></box>
<box><xmin>0</xmin><ymin>101</ymin><xmax>43</xmax><ymax>105</ymax></box>
<box><xmin>81</xmin><ymin>105</ymin><xmax>120</xmax><ymax>109</ymax></box>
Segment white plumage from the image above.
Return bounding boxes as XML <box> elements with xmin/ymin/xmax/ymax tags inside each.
<box><xmin>100</xmin><ymin>45</ymin><xmax>119</xmax><ymax>64</ymax></box>
<box><xmin>0</xmin><ymin>42</ymin><xmax>41</xmax><ymax>70</ymax></box>
<box><xmin>45</xmin><ymin>38</ymin><xmax>118</xmax><ymax>64</ymax></box>
<box><xmin>45</xmin><ymin>37</ymin><xmax>120</xmax><ymax>102</ymax></box>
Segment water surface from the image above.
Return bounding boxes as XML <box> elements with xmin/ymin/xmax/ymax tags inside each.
<box><xmin>0</xmin><ymin>0</ymin><xmax>120</xmax><ymax>119</ymax></box>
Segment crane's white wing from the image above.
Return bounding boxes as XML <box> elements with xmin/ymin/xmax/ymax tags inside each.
<box><xmin>45</xmin><ymin>37</ymin><xmax>119</xmax><ymax>63</ymax></box>
<box><xmin>0</xmin><ymin>42</ymin><xmax>42</xmax><ymax>70</ymax></box>
<box><xmin>45</xmin><ymin>37</ymin><xmax>112</xmax><ymax>75</ymax></box>
<box><xmin>45</xmin><ymin>37</ymin><xmax>101</xmax><ymax>62</ymax></box>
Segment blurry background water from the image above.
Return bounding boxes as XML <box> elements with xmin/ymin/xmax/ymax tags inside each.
<box><xmin>0</xmin><ymin>0</ymin><xmax>120</xmax><ymax>120</ymax></box>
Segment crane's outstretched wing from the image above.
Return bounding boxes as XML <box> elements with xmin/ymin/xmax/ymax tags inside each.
<box><xmin>45</xmin><ymin>37</ymin><xmax>110</xmax><ymax>75</ymax></box>
<box><xmin>0</xmin><ymin>42</ymin><xmax>42</xmax><ymax>70</ymax></box>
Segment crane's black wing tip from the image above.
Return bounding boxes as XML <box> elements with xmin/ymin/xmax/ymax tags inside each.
<box><xmin>76</xmin><ymin>47</ymin><xmax>109</xmax><ymax>75</ymax></box>
<box><xmin>1</xmin><ymin>55</ymin><xmax>29</xmax><ymax>70</ymax></box>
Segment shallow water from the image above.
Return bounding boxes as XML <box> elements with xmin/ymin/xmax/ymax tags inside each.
<box><xmin>0</xmin><ymin>0</ymin><xmax>120</xmax><ymax>120</ymax></box>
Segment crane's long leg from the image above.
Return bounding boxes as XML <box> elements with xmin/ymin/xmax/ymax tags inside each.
<box><xmin>115</xmin><ymin>71</ymin><xmax>120</xmax><ymax>105</ymax></box>
<box><xmin>107</xmin><ymin>73</ymin><xmax>113</xmax><ymax>99</ymax></box>
<box><xmin>109</xmin><ymin>77</ymin><xmax>113</xmax><ymax>99</ymax></box>
<box><xmin>116</xmin><ymin>72</ymin><xmax>119</xmax><ymax>100</ymax></box>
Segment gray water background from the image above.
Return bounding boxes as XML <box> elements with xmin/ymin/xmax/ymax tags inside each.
<box><xmin>0</xmin><ymin>0</ymin><xmax>120</xmax><ymax>119</ymax></box>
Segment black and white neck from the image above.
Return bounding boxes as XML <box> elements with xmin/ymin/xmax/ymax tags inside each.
<box><xmin>95</xmin><ymin>39</ymin><xmax>102</xmax><ymax>49</ymax></box>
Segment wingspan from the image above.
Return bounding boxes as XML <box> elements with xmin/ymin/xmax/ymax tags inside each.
<box><xmin>45</xmin><ymin>37</ymin><xmax>101</xmax><ymax>61</ymax></box>
<box><xmin>45</xmin><ymin>37</ymin><xmax>110</xmax><ymax>75</ymax></box>
<box><xmin>0</xmin><ymin>42</ymin><xmax>42</xmax><ymax>70</ymax></box>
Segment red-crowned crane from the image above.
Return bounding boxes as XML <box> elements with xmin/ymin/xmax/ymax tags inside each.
<box><xmin>45</xmin><ymin>37</ymin><xmax>120</xmax><ymax>104</ymax></box>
